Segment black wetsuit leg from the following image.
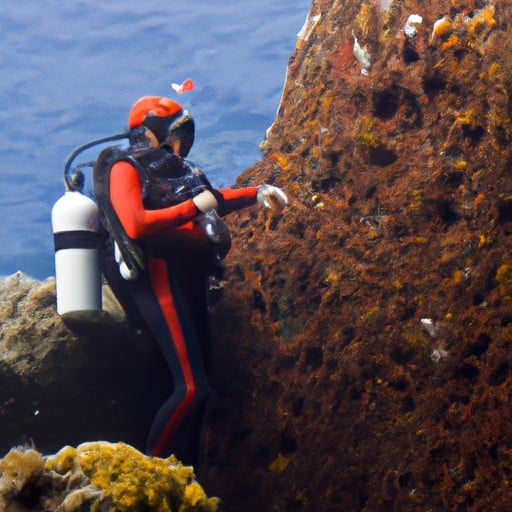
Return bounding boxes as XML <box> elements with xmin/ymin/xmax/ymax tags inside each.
<box><xmin>142</xmin><ymin>256</ymin><xmax>211</xmax><ymax>462</ymax></box>
<box><xmin>156</xmin><ymin>253</ymin><xmax>214</xmax><ymax>465</ymax></box>
<box><xmin>101</xmin><ymin>239</ymin><xmax>212</xmax><ymax>464</ymax></box>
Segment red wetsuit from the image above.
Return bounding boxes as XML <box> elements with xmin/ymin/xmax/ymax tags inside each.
<box><xmin>108</xmin><ymin>157</ymin><xmax>258</xmax><ymax>461</ymax></box>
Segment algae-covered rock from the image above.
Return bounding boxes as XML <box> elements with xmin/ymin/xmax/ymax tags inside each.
<box><xmin>200</xmin><ymin>0</ymin><xmax>512</xmax><ymax>510</ymax></box>
<box><xmin>0</xmin><ymin>273</ymin><xmax>171</xmax><ymax>456</ymax></box>
<box><xmin>0</xmin><ymin>442</ymin><xmax>218</xmax><ymax>511</ymax></box>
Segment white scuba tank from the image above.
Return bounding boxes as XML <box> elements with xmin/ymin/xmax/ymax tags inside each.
<box><xmin>51</xmin><ymin>191</ymin><xmax>102</xmax><ymax>316</ymax></box>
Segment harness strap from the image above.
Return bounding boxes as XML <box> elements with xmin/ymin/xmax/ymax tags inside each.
<box><xmin>93</xmin><ymin>148</ymin><xmax>146</xmax><ymax>274</ymax></box>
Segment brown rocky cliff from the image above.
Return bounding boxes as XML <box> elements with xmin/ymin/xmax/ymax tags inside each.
<box><xmin>201</xmin><ymin>1</ymin><xmax>512</xmax><ymax>511</ymax></box>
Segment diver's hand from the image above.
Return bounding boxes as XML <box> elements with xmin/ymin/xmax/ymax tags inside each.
<box><xmin>257</xmin><ymin>185</ymin><xmax>288</xmax><ymax>213</ymax></box>
<box><xmin>193</xmin><ymin>190</ymin><xmax>218</xmax><ymax>213</ymax></box>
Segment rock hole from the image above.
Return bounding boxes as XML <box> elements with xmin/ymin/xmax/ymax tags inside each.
<box><xmin>398</xmin><ymin>472</ymin><xmax>416</xmax><ymax>489</ymax></box>
<box><xmin>280</xmin><ymin>432</ymin><xmax>298</xmax><ymax>455</ymax></box>
<box><xmin>368</xmin><ymin>145</ymin><xmax>398</xmax><ymax>167</ymax></box>
<box><xmin>435</xmin><ymin>198</ymin><xmax>460</xmax><ymax>225</ymax></box>
<box><xmin>448</xmin><ymin>394</ymin><xmax>470</xmax><ymax>405</ymax></box>
<box><xmin>253</xmin><ymin>290</ymin><xmax>266</xmax><ymax>313</ymax></box>
<box><xmin>278</xmin><ymin>355</ymin><xmax>298</xmax><ymax>370</ymax></box>
<box><xmin>489</xmin><ymin>443</ymin><xmax>498</xmax><ymax>463</ymax></box>
<box><xmin>497</xmin><ymin>198</ymin><xmax>512</xmax><ymax>224</ymax></box>
<box><xmin>403</xmin><ymin>40</ymin><xmax>420</xmax><ymax>63</ymax></box>
<box><xmin>494</xmin><ymin>125</ymin><xmax>508</xmax><ymax>148</ymax></box>
<box><xmin>365</xmin><ymin>185</ymin><xmax>377</xmax><ymax>199</ymax></box>
<box><xmin>390</xmin><ymin>377</ymin><xmax>409</xmax><ymax>391</ymax></box>
<box><xmin>391</xmin><ymin>344</ymin><xmax>414</xmax><ymax>364</ymax></box>
<box><xmin>469</xmin><ymin>333</ymin><xmax>490</xmax><ymax>357</ymax></box>
<box><xmin>304</xmin><ymin>346</ymin><xmax>323</xmax><ymax>369</ymax></box>
<box><xmin>291</xmin><ymin>221</ymin><xmax>306</xmax><ymax>238</ymax></box>
<box><xmin>291</xmin><ymin>397</ymin><xmax>304</xmax><ymax>417</ymax></box>
<box><xmin>445</xmin><ymin>145</ymin><xmax>464</xmax><ymax>157</ymax></box>
<box><xmin>351</xmin><ymin>388</ymin><xmax>362</xmax><ymax>400</ymax></box>
<box><xmin>314</xmin><ymin>176</ymin><xmax>340</xmax><ymax>192</ymax></box>
<box><xmin>489</xmin><ymin>361</ymin><xmax>509</xmax><ymax>386</ymax></box>
<box><xmin>268</xmin><ymin>216</ymin><xmax>281</xmax><ymax>231</ymax></box>
<box><xmin>454</xmin><ymin>363</ymin><xmax>479</xmax><ymax>381</ymax></box>
<box><xmin>473</xmin><ymin>292</ymin><xmax>485</xmax><ymax>306</ymax></box>
<box><xmin>341</xmin><ymin>326</ymin><xmax>356</xmax><ymax>347</ymax></box>
<box><xmin>14</xmin><ymin>481</ymin><xmax>45</xmax><ymax>509</ymax></box>
<box><xmin>234</xmin><ymin>264</ymin><xmax>244</xmax><ymax>280</ymax></box>
<box><xmin>423</xmin><ymin>72</ymin><xmax>446</xmax><ymax>97</ymax></box>
<box><xmin>401</xmin><ymin>395</ymin><xmax>416</xmax><ymax>412</ymax></box>
<box><xmin>486</xmin><ymin>268</ymin><xmax>497</xmax><ymax>292</ymax></box>
<box><xmin>444</xmin><ymin>171</ymin><xmax>464</xmax><ymax>188</ymax></box>
<box><xmin>231</xmin><ymin>428</ymin><xmax>252</xmax><ymax>441</ymax></box>
<box><xmin>400</xmin><ymin>305</ymin><xmax>417</xmax><ymax>321</ymax></box>
<box><xmin>462</xmin><ymin>124</ymin><xmax>484</xmax><ymax>145</ymax></box>
<box><xmin>501</xmin><ymin>316</ymin><xmax>512</xmax><ymax>327</ymax></box>
<box><xmin>401</xmin><ymin>90</ymin><xmax>423</xmax><ymax>128</ymax></box>
<box><xmin>327</xmin><ymin>150</ymin><xmax>341</xmax><ymax>167</ymax></box>
<box><xmin>372</xmin><ymin>88</ymin><xmax>401</xmax><ymax>120</ymax></box>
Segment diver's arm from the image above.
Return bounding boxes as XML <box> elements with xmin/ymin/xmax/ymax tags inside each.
<box><xmin>216</xmin><ymin>185</ymin><xmax>288</xmax><ymax>215</ymax></box>
<box><xmin>215</xmin><ymin>187</ymin><xmax>259</xmax><ymax>216</ymax></box>
<box><xmin>109</xmin><ymin>161</ymin><xmax>200</xmax><ymax>239</ymax></box>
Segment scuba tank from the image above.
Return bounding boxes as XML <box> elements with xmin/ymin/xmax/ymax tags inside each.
<box><xmin>52</xmin><ymin>189</ymin><xmax>101</xmax><ymax>316</ymax></box>
<box><xmin>51</xmin><ymin>132</ymin><xmax>131</xmax><ymax>317</ymax></box>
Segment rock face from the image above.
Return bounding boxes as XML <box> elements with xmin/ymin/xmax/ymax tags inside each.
<box><xmin>200</xmin><ymin>1</ymin><xmax>512</xmax><ymax>510</ymax></box>
<box><xmin>0</xmin><ymin>273</ymin><xmax>171</xmax><ymax>456</ymax></box>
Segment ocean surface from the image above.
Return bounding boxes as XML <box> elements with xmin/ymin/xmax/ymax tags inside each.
<box><xmin>0</xmin><ymin>0</ymin><xmax>310</xmax><ymax>280</ymax></box>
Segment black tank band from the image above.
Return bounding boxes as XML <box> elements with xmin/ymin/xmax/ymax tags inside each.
<box><xmin>54</xmin><ymin>230</ymin><xmax>100</xmax><ymax>252</ymax></box>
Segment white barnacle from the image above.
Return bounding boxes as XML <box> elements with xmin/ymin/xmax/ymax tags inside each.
<box><xmin>420</xmin><ymin>318</ymin><xmax>439</xmax><ymax>338</ymax></box>
<box><xmin>430</xmin><ymin>15</ymin><xmax>452</xmax><ymax>43</ymax></box>
<box><xmin>378</xmin><ymin>0</ymin><xmax>393</xmax><ymax>13</ymax></box>
<box><xmin>430</xmin><ymin>345</ymin><xmax>448</xmax><ymax>363</ymax></box>
<box><xmin>352</xmin><ymin>31</ymin><xmax>371</xmax><ymax>76</ymax></box>
<box><xmin>403</xmin><ymin>14</ymin><xmax>423</xmax><ymax>39</ymax></box>
<box><xmin>296</xmin><ymin>13</ymin><xmax>321</xmax><ymax>49</ymax></box>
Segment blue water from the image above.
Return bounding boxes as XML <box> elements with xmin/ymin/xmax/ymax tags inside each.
<box><xmin>0</xmin><ymin>0</ymin><xmax>310</xmax><ymax>279</ymax></box>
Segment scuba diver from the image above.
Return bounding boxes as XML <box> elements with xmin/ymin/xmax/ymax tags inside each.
<box><xmin>90</xmin><ymin>96</ymin><xmax>288</xmax><ymax>464</ymax></box>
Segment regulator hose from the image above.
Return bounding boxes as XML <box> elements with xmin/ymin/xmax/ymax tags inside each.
<box><xmin>63</xmin><ymin>131</ymin><xmax>131</xmax><ymax>191</ymax></box>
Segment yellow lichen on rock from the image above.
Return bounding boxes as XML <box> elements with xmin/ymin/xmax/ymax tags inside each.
<box><xmin>0</xmin><ymin>447</ymin><xmax>45</xmax><ymax>494</ymax></box>
<box><xmin>356</xmin><ymin>2</ymin><xmax>372</xmax><ymax>39</ymax></box>
<box><xmin>0</xmin><ymin>442</ymin><xmax>218</xmax><ymax>512</ymax></box>
<box><xmin>51</xmin><ymin>441</ymin><xmax>218</xmax><ymax>512</ymax></box>
<box><xmin>496</xmin><ymin>263</ymin><xmax>512</xmax><ymax>303</ymax></box>
<box><xmin>268</xmin><ymin>452</ymin><xmax>293</xmax><ymax>473</ymax></box>
<box><xmin>466</xmin><ymin>5</ymin><xmax>496</xmax><ymax>36</ymax></box>
<box><xmin>184</xmin><ymin>482</ymin><xmax>210</xmax><ymax>508</ymax></box>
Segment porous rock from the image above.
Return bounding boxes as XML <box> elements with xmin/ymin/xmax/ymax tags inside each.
<box><xmin>200</xmin><ymin>1</ymin><xmax>512</xmax><ymax>511</ymax></box>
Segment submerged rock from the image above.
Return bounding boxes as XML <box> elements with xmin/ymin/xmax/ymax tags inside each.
<box><xmin>0</xmin><ymin>441</ymin><xmax>218</xmax><ymax>511</ymax></box>
<box><xmin>0</xmin><ymin>272</ymin><xmax>172</xmax><ymax>456</ymax></box>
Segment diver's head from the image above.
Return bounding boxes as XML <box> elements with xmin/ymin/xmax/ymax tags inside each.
<box><xmin>165</xmin><ymin>110</ymin><xmax>195</xmax><ymax>158</ymax></box>
<box><xmin>128</xmin><ymin>96</ymin><xmax>195</xmax><ymax>157</ymax></box>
